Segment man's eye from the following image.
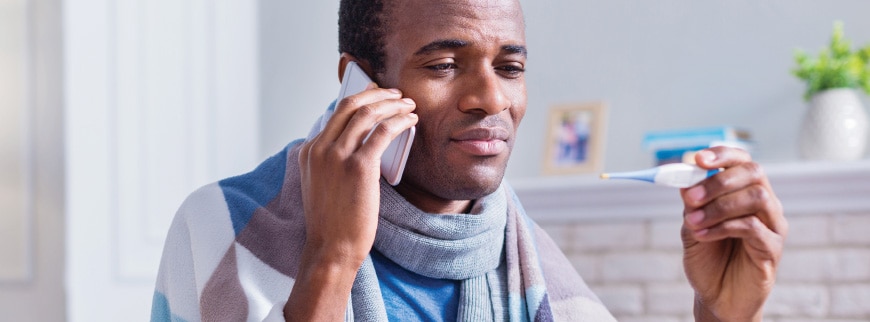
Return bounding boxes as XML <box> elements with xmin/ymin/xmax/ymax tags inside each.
<box><xmin>427</xmin><ymin>63</ymin><xmax>456</xmax><ymax>71</ymax></box>
<box><xmin>497</xmin><ymin>65</ymin><xmax>525</xmax><ymax>77</ymax></box>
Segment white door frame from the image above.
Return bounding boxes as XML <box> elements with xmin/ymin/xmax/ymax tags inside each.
<box><xmin>64</xmin><ymin>1</ymin><xmax>259</xmax><ymax>320</ymax></box>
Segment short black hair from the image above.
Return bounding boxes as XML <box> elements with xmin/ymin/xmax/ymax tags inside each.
<box><xmin>338</xmin><ymin>0</ymin><xmax>389</xmax><ymax>74</ymax></box>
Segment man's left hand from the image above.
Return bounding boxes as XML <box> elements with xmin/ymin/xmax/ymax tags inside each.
<box><xmin>680</xmin><ymin>146</ymin><xmax>788</xmax><ymax>322</ymax></box>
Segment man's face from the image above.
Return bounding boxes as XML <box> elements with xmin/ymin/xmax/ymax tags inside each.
<box><xmin>377</xmin><ymin>0</ymin><xmax>527</xmax><ymax>205</ymax></box>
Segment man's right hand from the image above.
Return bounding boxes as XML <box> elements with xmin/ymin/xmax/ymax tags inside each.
<box><xmin>284</xmin><ymin>83</ymin><xmax>418</xmax><ymax>321</ymax></box>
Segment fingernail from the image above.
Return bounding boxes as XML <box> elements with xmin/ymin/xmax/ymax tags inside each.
<box><xmin>697</xmin><ymin>150</ymin><xmax>716</xmax><ymax>163</ymax></box>
<box><xmin>686</xmin><ymin>185</ymin><xmax>705</xmax><ymax>202</ymax></box>
<box><xmin>402</xmin><ymin>98</ymin><xmax>415</xmax><ymax>105</ymax></box>
<box><xmin>687</xmin><ymin>210</ymin><xmax>704</xmax><ymax>225</ymax></box>
<box><xmin>694</xmin><ymin>228</ymin><xmax>709</xmax><ymax>236</ymax></box>
<box><xmin>388</xmin><ymin>88</ymin><xmax>401</xmax><ymax>94</ymax></box>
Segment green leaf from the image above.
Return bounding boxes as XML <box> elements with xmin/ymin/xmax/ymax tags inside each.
<box><xmin>792</xmin><ymin>20</ymin><xmax>870</xmax><ymax>100</ymax></box>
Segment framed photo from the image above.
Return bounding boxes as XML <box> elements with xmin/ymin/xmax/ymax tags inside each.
<box><xmin>543</xmin><ymin>102</ymin><xmax>607</xmax><ymax>175</ymax></box>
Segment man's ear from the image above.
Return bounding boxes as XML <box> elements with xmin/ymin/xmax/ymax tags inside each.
<box><xmin>338</xmin><ymin>53</ymin><xmax>375</xmax><ymax>83</ymax></box>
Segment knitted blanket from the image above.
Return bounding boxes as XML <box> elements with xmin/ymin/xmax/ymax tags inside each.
<box><xmin>151</xmin><ymin>108</ymin><xmax>615</xmax><ymax>322</ymax></box>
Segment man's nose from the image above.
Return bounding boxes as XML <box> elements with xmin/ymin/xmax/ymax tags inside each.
<box><xmin>457</xmin><ymin>69</ymin><xmax>511</xmax><ymax>115</ymax></box>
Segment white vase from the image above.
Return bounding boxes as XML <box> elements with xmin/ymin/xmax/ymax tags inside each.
<box><xmin>798</xmin><ymin>88</ymin><xmax>869</xmax><ymax>161</ymax></box>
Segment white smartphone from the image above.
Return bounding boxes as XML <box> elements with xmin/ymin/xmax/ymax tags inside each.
<box><xmin>337</xmin><ymin>61</ymin><xmax>416</xmax><ymax>186</ymax></box>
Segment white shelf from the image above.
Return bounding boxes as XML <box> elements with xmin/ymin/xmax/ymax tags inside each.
<box><xmin>509</xmin><ymin>160</ymin><xmax>870</xmax><ymax>223</ymax></box>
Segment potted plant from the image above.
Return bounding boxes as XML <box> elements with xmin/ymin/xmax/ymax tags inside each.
<box><xmin>792</xmin><ymin>21</ymin><xmax>870</xmax><ymax>161</ymax></box>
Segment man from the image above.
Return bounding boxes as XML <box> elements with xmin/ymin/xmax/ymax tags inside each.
<box><xmin>152</xmin><ymin>0</ymin><xmax>787</xmax><ymax>321</ymax></box>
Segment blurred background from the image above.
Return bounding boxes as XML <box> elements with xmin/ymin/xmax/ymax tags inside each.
<box><xmin>2</xmin><ymin>0</ymin><xmax>869</xmax><ymax>321</ymax></box>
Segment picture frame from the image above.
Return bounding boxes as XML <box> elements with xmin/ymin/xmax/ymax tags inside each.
<box><xmin>542</xmin><ymin>102</ymin><xmax>607</xmax><ymax>175</ymax></box>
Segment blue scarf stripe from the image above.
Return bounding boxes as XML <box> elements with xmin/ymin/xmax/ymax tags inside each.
<box><xmin>525</xmin><ymin>284</ymin><xmax>547</xmax><ymax>321</ymax></box>
<box><xmin>219</xmin><ymin>140</ymin><xmax>298</xmax><ymax>236</ymax></box>
<box><xmin>506</xmin><ymin>183</ymin><xmax>553</xmax><ymax>321</ymax></box>
<box><xmin>509</xmin><ymin>292</ymin><xmax>529</xmax><ymax>321</ymax></box>
<box><xmin>150</xmin><ymin>291</ymin><xmax>190</xmax><ymax>322</ymax></box>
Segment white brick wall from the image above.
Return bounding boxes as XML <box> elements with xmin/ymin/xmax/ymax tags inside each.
<box><xmin>832</xmin><ymin>214</ymin><xmax>870</xmax><ymax>245</ymax></box>
<box><xmin>538</xmin><ymin>211</ymin><xmax>870</xmax><ymax>321</ymax></box>
<box><xmin>778</xmin><ymin>249</ymin><xmax>870</xmax><ymax>282</ymax></box>
<box><xmin>571</xmin><ymin>222</ymin><xmax>647</xmax><ymax>252</ymax></box>
<box><xmin>765</xmin><ymin>284</ymin><xmax>828</xmax><ymax>317</ymax></box>
<box><xmin>600</xmin><ymin>252</ymin><xmax>683</xmax><ymax>283</ymax></box>
<box><xmin>783</xmin><ymin>215</ymin><xmax>830</xmax><ymax>246</ymax></box>
<box><xmin>647</xmin><ymin>283</ymin><xmax>695</xmax><ymax>315</ymax></box>
<box><xmin>649</xmin><ymin>220</ymin><xmax>683</xmax><ymax>250</ymax></box>
<box><xmin>831</xmin><ymin>284</ymin><xmax>870</xmax><ymax>317</ymax></box>
<box><xmin>593</xmin><ymin>285</ymin><xmax>644</xmax><ymax>315</ymax></box>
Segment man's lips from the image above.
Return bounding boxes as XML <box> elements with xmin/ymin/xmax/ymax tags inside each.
<box><xmin>452</xmin><ymin>127</ymin><xmax>511</xmax><ymax>141</ymax></box>
<box><xmin>450</xmin><ymin>127</ymin><xmax>511</xmax><ymax>156</ymax></box>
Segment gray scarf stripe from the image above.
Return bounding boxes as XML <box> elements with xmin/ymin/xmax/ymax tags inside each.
<box><xmin>345</xmin><ymin>180</ymin><xmax>509</xmax><ymax>321</ymax></box>
<box><xmin>374</xmin><ymin>182</ymin><xmax>507</xmax><ymax>280</ymax></box>
<box><xmin>458</xmin><ymin>274</ymin><xmax>495</xmax><ymax>322</ymax></box>
<box><xmin>348</xmin><ymin>257</ymin><xmax>388</xmax><ymax>321</ymax></box>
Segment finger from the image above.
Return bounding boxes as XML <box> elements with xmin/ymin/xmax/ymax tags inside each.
<box><xmin>689</xmin><ymin>216</ymin><xmax>785</xmax><ymax>264</ymax></box>
<box><xmin>682</xmin><ymin>160</ymin><xmax>768</xmax><ymax>209</ymax></box>
<box><xmin>298</xmin><ymin>129</ymin><xmax>323</xmax><ymax>172</ymax></box>
<box><xmin>694</xmin><ymin>146</ymin><xmax>752</xmax><ymax>170</ymax></box>
<box><xmin>684</xmin><ymin>183</ymin><xmax>775</xmax><ymax>231</ymax></box>
<box><xmin>298</xmin><ymin>139</ymin><xmax>311</xmax><ymax>168</ymax></box>
<box><xmin>355</xmin><ymin>112</ymin><xmax>419</xmax><ymax>160</ymax></box>
<box><xmin>318</xmin><ymin>86</ymin><xmax>403</xmax><ymax>143</ymax></box>
<box><xmin>334</xmin><ymin>97</ymin><xmax>417</xmax><ymax>152</ymax></box>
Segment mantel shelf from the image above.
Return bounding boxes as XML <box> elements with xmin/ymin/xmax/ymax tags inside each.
<box><xmin>510</xmin><ymin>160</ymin><xmax>870</xmax><ymax>223</ymax></box>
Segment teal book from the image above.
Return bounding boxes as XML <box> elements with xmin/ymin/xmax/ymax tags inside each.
<box><xmin>643</xmin><ymin>126</ymin><xmax>752</xmax><ymax>165</ymax></box>
<box><xmin>643</xmin><ymin>126</ymin><xmax>751</xmax><ymax>150</ymax></box>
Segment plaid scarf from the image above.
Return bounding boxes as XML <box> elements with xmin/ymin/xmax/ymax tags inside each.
<box><xmin>151</xmin><ymin>104</ymin><xmax>615</xmax><ymax>321</ymax></box>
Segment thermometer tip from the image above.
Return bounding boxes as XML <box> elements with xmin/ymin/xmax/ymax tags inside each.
<box><xmin>599</xmin><ymin>173</ymin><xmax>610</xmax><ymax>180</ymax></box>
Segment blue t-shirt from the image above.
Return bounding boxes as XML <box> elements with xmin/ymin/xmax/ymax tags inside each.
<box><xmin>370</xmin><ymin>249</ymin><xmax>461</xmax><ymax>321</ymax></box>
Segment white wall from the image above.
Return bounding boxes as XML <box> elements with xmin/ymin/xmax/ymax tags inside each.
<box><xmin>258</xmin><ymin>0</ymin><xmax>340</xmax><ymax>158</ymax></box>
<box><xmin>515</xmin><ymin>0</ymin><xmax>870</xmax><ymax>176</ymax></box>
<box><xmin>258</xmin><ymin>0</ymin><xmax>870</xmax><ymax>178</ymax></box>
